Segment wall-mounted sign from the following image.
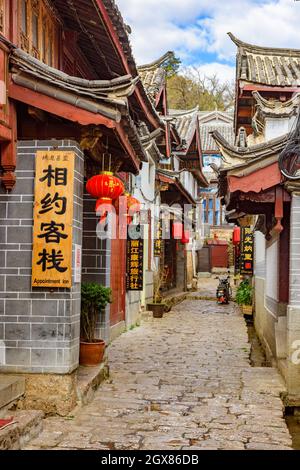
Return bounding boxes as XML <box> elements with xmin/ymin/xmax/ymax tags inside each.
<box><xmin>126</xmin><ymin>226</ymin><xmax>144</xmax><ymax>291</ymax></box>
<box><xmin>240</xmin><ymin>226</ymin><xmax>254</xmax><ymax>275</ymax></box>
<box><xmin>32</xmin><ymin>151</ymin><xmax>75</xmax><ymax>288</ymax></box>
<box><xmin>75</xmin><ymin>244</ymin><xmax>82</xmax><ymax>284</ymax></box>
<box><xmin>154</xmin><ymin>220</ymin><xmax>163</xmax><ymax>257</ymax></box>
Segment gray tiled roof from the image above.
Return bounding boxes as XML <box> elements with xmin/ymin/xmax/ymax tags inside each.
<box><xmin>229</xmin><ymin>32</ymin><xmax>300</xmax><ymax>87</ymax></box>
<box><xmin>199</xmin><ymin>111</ymin><xmax>234</xmax><ymax>152</ymax></box>
<box><xmin>138</xmin><ymin>52</ymin><xmax>173</xmax><ymax>102</ymax></box>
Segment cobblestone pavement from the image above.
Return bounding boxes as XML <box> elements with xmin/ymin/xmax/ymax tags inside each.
<box><xmin>25</xmin><ymin>299</ymin><xmax>292</xmax><ymax>450</ymax></box>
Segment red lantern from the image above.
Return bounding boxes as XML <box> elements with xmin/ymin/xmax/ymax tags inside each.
<box><xmin>86</xmin><ymin>172</ymin><xmax>125</xmax><ymax>213</ymax></box>
<box><xmin>181</xmin><ymin>230</ymin><xmax>190</xmax><ymax>244</ymax></box>
<box><xmin>173</xmin><ymin>222</ymin><xmax>183</xmax><ymax>239</ymax></box>
<box><xmin>114</xmin><ymin>193</ymin><xmax>141</xmax><ymax>224</ymax></box>
<box><xmin>233</xmin><ymin>227</ymin><xmax>241</xmax><ymax>246</ymax></box>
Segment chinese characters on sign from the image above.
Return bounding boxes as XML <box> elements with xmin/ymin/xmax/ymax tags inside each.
<box><xmin>126</xmin><ymin>227</ymin><xmax>144</xmax><ymax>291</ymax></box>
<box><xmin>240</xmin><ymin>226</ymin><xmax>254</xmax><ymax>275</ymax></box>
<box><xmin>154</xmin><ymin>220</ymin><xmax>163</xmax><ymax>257</ymax></box>
<box><xmin>32</xmin><ymin>151</ymin><xmax>75</xmax><ymax>288</ymax></box>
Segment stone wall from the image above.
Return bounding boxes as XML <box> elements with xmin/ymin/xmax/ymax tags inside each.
<box><xmin>0</xmin><ymin>140</ymin><xmax>84</xmax><ymax>374</ymax></box>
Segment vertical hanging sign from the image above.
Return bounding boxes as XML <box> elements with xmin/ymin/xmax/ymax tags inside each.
<box><xmin>126</xmin><ymin>226</ymin><xmax>144</xmax><ymax>291</ymax></box>
<box><xmin>154</xmin><ymin>220</ymin><xmax>163</xmax><ymax>257</ymax></box>
<box><xmin>32</xmin><ymin>151</ymin><xmax>75</xmax><ymax>288</ymax></box>
<box><xmin>240</xmin><ymin>226</ymin><xmax>254</xmax><ymax>275</ymax></box>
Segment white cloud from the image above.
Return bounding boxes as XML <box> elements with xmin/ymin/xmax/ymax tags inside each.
<box><xmin>192</xmin><ymin>63</ymin><xmax>236</xmax><ymax>83</ymax></box>
<box><xmin>116</xmin><ymin>0</ymin><xmax>300</xmax><ymax>79</ymax></box>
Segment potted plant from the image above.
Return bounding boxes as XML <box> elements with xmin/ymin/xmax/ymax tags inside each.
<box><xmin>147</xmin><ymin>267</ymin><xmax>168</xmax><ymax>318</ymax></box>
<box><xmin>236</xmin><ymin>279</ymin><xmax>253</xmax><ymax>316</ymax></box>
<box><xmin>80</xmin><ymin>282</ymin><xmax>112</xmax><ymax>366</ymax></box>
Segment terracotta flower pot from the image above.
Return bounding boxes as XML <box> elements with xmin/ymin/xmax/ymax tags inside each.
<box><xmin>242</xmin><ymin>305</ymin><xmax>253</xmax><ymax>316</ymax></box>
<box><xmin>79</xmin><ymin>340</ymin><xmax>106</xmax><ymax>366</ymax></box>
<box><xmin>147</xmin><ymin>303</ymin><xmax>166</xmax><ymax>318</ymax></box>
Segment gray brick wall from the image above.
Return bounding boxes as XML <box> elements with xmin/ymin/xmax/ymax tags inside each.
<box><xmin>82</xmin><ymin>189</ymin><xmax>111</xmax><ymax>342</ymax></box>
<box><xmin>290</xmin><ymin>194</ymin><xmax>300</xmax><ymax>307</ymax></box>
<box><xmin>0</xmin><ymin>140</ymin><xmax>84</xmax><ymax>374</ymax></box>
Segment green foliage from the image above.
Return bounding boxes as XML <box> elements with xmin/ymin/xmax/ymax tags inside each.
<box><xmin>167</xmin><ymin>70</ymin><xmax>235</xmax><ymax>111</ymax></box>
<box><xmin>163</xmin><ymin>53</ymin><xmax>181</xmax><ymax>79</ymax></box>
<box><xmin>236</xmin><ymin>279</ymin><xmax>253</xmax><ymax>306</ymax></box>
<box><xmin>81</xmin><ymin>283</ymin><xmax>112</xmax><ymax>342</ymax></box>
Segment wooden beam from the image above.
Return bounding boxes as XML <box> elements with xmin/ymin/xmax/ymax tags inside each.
<box><xmin>8</xmin><ymin>81</ymin><xmax>116</xmax><ymax>128</ymax></box>
<box><xmin>114</xmin><ymin>122</ymin><xmax>140</xmax><ymax>174</ymax></box>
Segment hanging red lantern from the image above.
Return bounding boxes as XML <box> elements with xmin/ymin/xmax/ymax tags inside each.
<box><xmin>173</xmin><ymin>222</ymin><xmax>183</xmax><ymax>239</ymax></box>
<box><xmin>181</xmin><ymin>230</ymin><xmax>190</xmax><ymax>244</ymax></box>
<box><xmin>114</xmin><ymin>193</ymin><xmax>141</xmax><ymax>224</ymax></box>
<box><xmin>86</xmin><ymin>171</ymin><xmax>125</xmax><ymax>215</ymax></box>
<box><xmin>233</xmin><ymin>227</ymin><xmax>241</xmax><ymax>246</ymax></box>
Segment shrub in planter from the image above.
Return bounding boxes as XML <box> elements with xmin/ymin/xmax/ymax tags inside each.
<box><xmin>147</xmin><ymin>268</ymin><xmax>167</xmax><ymax>318</ymax></box>
<box><xmin>236</xmin><ymin>279</ymin><xmax>253</xmax><ymax>315</ymax></box>
<box><xmin>80</xmin><ymin>283</ymin><xmax>112</xmax><ymax>366</ymax></box>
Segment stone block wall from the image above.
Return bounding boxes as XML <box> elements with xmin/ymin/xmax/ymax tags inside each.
<box><xmin>0</xmin><ymin>140</ymin><xmax>84</xmax><ymax>374</ymax></box>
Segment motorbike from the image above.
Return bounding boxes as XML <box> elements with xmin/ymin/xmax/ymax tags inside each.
<box><xmin>216</xmin><ymin>274</ymin><xmax>232</xmax><ymax>305</ymax></box>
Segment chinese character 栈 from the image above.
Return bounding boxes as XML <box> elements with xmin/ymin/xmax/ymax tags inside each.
<box><xmin>37</xmin><ymin>249</ymin><xmax>68</xmax><ymax>273</ymax></box>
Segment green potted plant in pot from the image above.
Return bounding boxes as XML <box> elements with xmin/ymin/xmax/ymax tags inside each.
<box><xmin>80</xmin><ymin>282</ymin><xmax>112</xmax><ymax>366</ymax></box>
<box><xmin>147</xmin><ymin>267</ymin><xmax>168</xmax><ymax>318</ymax></box>
<box><xmin>236</xmin><ymin>279</ymin><xmax>253</xmax><ymax>316</ymax></box>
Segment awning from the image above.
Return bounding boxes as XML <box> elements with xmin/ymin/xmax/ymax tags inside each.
<box><xmin>157</xmin><ymin>171</ymin><xmax>196</xmax><ymax>206</ymax></box>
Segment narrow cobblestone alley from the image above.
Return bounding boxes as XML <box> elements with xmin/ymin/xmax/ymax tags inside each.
<box><xmin>25</xmin><ymin>299</ymin><xmax>292</xmax><ymax>450</ymax></box>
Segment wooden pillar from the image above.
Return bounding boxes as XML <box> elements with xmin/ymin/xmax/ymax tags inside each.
<box><xmin>1</xmin><ymin>100</ymin><xmax>17</xmax><ymax>191</ymax></box>
<box><xmin>278</xmin><ymin>203</ymin><xmax>290</xmax><ymax>304</ymax></box>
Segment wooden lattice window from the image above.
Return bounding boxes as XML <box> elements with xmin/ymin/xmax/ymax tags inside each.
<box><xmin>19</xmin><ymin>0</ymin><xmax>57</xmax><ymax>65</ymax></box>
<box><xmin>0</xmin><ymin>0</ymin><xmax>4</xmax><ymax>33</ymax></box>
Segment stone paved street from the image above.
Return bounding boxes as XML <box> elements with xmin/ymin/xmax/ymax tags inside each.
<box><xmin>25</xmin><ymin>299</ymin><xmax>292</xmax><ymax>450</ymax></box>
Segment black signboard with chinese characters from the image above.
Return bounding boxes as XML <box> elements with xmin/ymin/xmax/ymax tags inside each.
<box><xmin>32</xmin><ymin>151</ymin><xmax>74</xmax><ymax>288</ymax></box>
<box><xmin>240</xmin><ymin>226</ymin><xmax>254</xmax><ymax>275</ymax></box>
<box><xmin>154</xmin><ymin>220</ymin><xmax>163</xmax><ymax>257</ymax></box>
<box><xmin>126</xmin><ymin>226</ymin><xmax>144</xmax><ymax>291</ymax></box>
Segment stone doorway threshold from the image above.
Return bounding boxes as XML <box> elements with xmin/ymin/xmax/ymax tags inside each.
<box><xmin>76</xmin><ymin>360</ymin><xmax>109</xmax><ymax>406</ymax></box>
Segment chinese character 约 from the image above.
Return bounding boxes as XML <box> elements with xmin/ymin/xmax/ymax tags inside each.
<box><xmin>39</xmin><ymin>193</ymin><xmax>67</xmax><ymax>215</ymax></box>
<box><xmin>37</xmin><ymin>249</ymin><xmax>68</xmax><ymax>273</ymax></box>
<box><xmin>40</xmin><ymin>165</ymin><xmax>67</xmax><ymax>187</ymax></box>
<box><xmin>38</xmin><ymin>221</ymin><xmax>68</xmax><ymax>244</ymax></box>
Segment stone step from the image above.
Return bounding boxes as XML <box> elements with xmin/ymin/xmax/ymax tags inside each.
<box><xmin>0</xmin><ymin>410</ymin><xmax>44</xmax><ymax>450</ymax></box>
<box><xmin>140</xmin><ymin>310</ymin><xmax>153</xmax><ymax>321</ymax></box>
<box><xmin>0</xmin><ymin>376</ymin><xmax>25</xmax><ymax>411</ymax></box>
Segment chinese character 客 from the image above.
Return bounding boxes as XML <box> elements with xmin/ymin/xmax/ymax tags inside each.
<box><xmin>38</xmin><ymin>221</ymin><xmax>68</xmax><ymax>244</ymax></box>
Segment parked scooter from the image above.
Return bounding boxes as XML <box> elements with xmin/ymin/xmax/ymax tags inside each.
<box><xmin>216</xmin><ymin>274</ymin><xmax>232</xmax><ymax>305</ymax></box>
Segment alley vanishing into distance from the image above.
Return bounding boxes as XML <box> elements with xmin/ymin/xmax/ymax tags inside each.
<box><xmin>25</xmin><ymin>295</ymin><xmax>293</xmax><ymax>451</ymax></box>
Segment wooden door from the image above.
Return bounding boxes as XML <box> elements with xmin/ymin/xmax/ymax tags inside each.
<box><xmin>110</xmin><ymin>222</ymin><xmax>126</xmax><ymax>326</ymax></box>
<box><xmin>197</xmin><ymin>246</ymin><xmax>211</xmax><ymax>272</ymax></box>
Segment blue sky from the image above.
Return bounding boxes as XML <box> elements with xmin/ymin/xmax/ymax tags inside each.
<box><xmin>117</xmin><ymin>0</ymin><xmax>300</xmax><ymax>82</ymax></box>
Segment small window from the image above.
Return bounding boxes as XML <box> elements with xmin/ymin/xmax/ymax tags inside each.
<box><xmin>21</xmin><ymin>0</ymin><xmax>28</xmax><ymax>34</ymax></box>
<box><xmin>32</xmin><ymin>13</ymin><xmax>39</xmax><ymax>49</ymax></box>
<box><xmin>42</xmin><ymin>23</ymin><xmax>47</xmax><ymax>61</ymax></box>
<box><xmin>48</xmin><ymin>38</ymin><xmax>53</xmax><ymax>66</ymax></box>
